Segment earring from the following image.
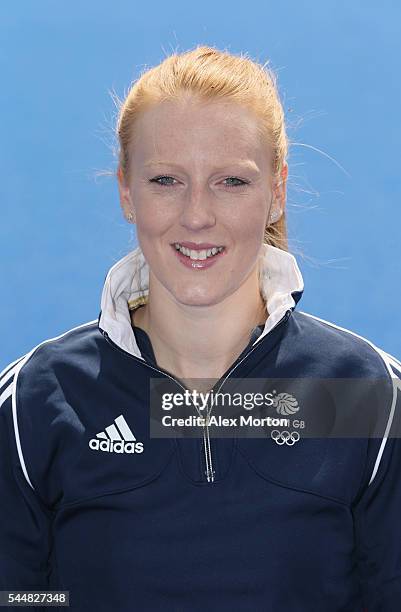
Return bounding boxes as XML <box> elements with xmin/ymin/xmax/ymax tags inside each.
<box><xmin>126</xmin><ymin>211</ymin><xmax>135</xmax><ymax>223</ymax></box>
<box><xmin>269</xmin><ymin>209</ymin><xmax>280</xmax><ymax>224</ymax></box>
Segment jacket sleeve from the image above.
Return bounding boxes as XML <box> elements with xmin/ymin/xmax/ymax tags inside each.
<box><xmin>352</xmin><ymin>353</ymin><xmax>401</xmax><ymax>611</ymax></box>
<box><xmin>0</xmin><ymin>358</ymin><xmax>55</xmax><ymax>609</ymax></box>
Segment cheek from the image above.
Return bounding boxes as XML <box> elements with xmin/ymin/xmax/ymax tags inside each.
<box><xmin>135</xmin><ymin>197</ymin><xmax>177</xmax><ymax>236</ymax></box>
<box><xmin>228</xmin><ymin>200</ymin><xmax>268</xmax><ymax>242</ymax></box>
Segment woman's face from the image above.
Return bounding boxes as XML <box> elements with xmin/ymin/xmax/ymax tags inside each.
<box><xmin>118</xmin><ymin>96</ymin><xmax>287</xmax><ymax>308</ymax></box>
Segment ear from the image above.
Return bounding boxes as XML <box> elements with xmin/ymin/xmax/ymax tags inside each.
<box><xmin>117</xmin><ymin>166</ymin><xmax>135</xmax><ymax>221</ymax></box>
<box><xmin>271</xmin><ymin>162</ymin><xmax>288</xmax><ymax>220</ymax></box>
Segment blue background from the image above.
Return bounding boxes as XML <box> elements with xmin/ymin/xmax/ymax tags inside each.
<box><xmin>1</xmin><ymin>0</ymin><xmax>400</xmax><ymax>370</ymax></box>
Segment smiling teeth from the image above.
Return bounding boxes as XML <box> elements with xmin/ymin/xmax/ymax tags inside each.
<box><xmin>174</xmin><ymin>243</ymin><xmax>224</xmax><ymax>260</ymax></box>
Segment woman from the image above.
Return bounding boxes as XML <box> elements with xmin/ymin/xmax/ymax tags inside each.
<box><xmin>1</xmin><ymin>45</ymin><xmax>400</xmax><ymax>611</ymax></box>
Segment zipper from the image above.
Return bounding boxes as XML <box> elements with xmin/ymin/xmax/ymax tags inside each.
<box><xmin>202</xmin><ymin>420</ymin><xmax>214</xmax><ymax>483</ymax></box>
<box><xmin>100</xmin><ymin>309</ymin><xmax>292</xmax><ymax>484</ymax></box>
<box><xmin>198</xmin><ymin>309</ymin><xmax>291</xmax><ymax>482</ymax></box>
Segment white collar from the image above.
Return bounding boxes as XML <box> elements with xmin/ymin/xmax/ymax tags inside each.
<box><xmin>98</xmin><ymin>243</ymin><xmax>304</xmax><ymax>361</ymax></box>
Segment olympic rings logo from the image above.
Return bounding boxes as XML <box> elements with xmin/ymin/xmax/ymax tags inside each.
<box><xmin>271</xmin><ymin>430</ymin><xmax>300</xmax><ymax>446</ymax></box>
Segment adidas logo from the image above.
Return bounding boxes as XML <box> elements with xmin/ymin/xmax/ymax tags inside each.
<box><xmin>89</xmin><ymin>414</ymin><xmax>144</xmax><ymax>454</ymax></box>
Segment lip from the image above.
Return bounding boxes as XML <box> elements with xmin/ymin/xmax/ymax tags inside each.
<box><xmin>172</xmin><ymin>241</ymin><xmax>224</xmax><ymax>250</ymax></box>
<box><xmin>171</xmin><ymin>244</ymin><xmax>226</xmax><ymax>270</ymax></box>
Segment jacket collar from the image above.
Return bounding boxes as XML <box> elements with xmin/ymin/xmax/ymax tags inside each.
<box><xmin>98</xmin><ymin>243</ymin><xmax>304</xmax><ymax>361</ymax></box>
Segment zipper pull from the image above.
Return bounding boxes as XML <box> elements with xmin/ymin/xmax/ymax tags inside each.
<box><xmin>205</xmin><ymin>467</ymin><xmax>215</xmax><ymax>482</ymax></box>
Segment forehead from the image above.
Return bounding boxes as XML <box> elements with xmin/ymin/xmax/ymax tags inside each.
<box><xmin>130</xmin><ymin>98</ymin><xmax>268</xmax><ymax>167</ymax></box>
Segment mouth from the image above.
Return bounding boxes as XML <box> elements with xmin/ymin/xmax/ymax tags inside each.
<box><xmin>173</xmin><ymin>242</ymin><xmax>225</xmax><ymax>260</ymax></box>
<box><xmin>171</xmin><ymin>242</ymin><xmax>226</xmax><ymax>269</ymax></box>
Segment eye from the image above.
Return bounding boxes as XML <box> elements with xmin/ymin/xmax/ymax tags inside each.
<box><xmin>149</xmin><ymin>175</ymin><xmax>177</xmax><ymax>187</ymax></box>
<box><xmin>223</xmin><ymin>176</ymin><xmax>249</xmax><ymax>188</ymax></box>
<box><xmin>149</xmin><ymin>175</ymin><xmax>249</xmax><ymax>189</ymax></box>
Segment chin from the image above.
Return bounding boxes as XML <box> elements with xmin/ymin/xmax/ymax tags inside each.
<box><xmin>171</xmin><ymin>289</ymin><xmax>224</xmax><ymax>308</ymax></box>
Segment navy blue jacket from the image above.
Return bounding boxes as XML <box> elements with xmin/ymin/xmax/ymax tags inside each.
<box><xmin>1</xmin><ymin>243</ymin><xmax>401</xmax><ymax>611</ymax></box>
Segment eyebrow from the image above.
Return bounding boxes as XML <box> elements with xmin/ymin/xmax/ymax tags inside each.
<box><xmin>144</xmin><ymin>160</ymin><xmax>260</xmax><ymax>172</ymax></box>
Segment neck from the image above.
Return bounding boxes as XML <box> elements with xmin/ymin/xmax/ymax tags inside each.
<box><xmin>131</xmin><ymin>268</ymin><xmax>268</xmax><ymax>382</ymax></box>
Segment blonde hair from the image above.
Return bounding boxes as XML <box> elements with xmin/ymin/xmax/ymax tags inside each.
<box><xmin>115</xmin><ymin>44</ymin><xmax>289</xmax><ymax>251</ymax></box>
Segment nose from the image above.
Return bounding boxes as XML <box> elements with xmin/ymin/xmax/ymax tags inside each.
<box><xmin>179</xmin><ymin>183</ymin><xmax>217</xmax><ymax>232</ymax></box>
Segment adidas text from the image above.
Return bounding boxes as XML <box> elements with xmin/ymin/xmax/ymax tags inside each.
<box><xmin>89</xmin><ymin>439</ymin><xmax>144</xmax><ymax>453</ymax></box>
